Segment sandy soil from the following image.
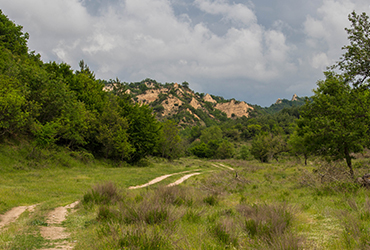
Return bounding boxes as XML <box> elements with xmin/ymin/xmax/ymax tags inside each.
<box><xmin>167</xmin><ymin>173</ymin><xmax>201</xmax><ymax>187</ymax></box>
<box><xmin>0</xmin><ymin>205</ymin><xmax>36</xmax><ymax>230</ymax></box>
<box><xmin>128</xmin><ymin>170</ymin><xmax>198</xmax><ymax>189</ymax></box>
<box><xmin>212</xmin><ymin>163</ymin><xmax>234</xmax><ymax>171</ymax></box>
<box><xmin>39</xmin><ymin>201</ymin><xmax>79</xmax><ymax>250</ymax></box>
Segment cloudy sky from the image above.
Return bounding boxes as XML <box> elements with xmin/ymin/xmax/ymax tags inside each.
<box><xmin>1</xmin><ymin>0</ymin><xmax>369</xmax><ymax>106</ymax></box>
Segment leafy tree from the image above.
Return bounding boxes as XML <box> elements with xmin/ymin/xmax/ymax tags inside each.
<box><xmin>334</xmin><ymin>11</ymin><xmax>370</xmax><ymax>87</ymax></box>
<box><xmin>0</xmin><ymin>10</ymin><xmax>29</xmax><ymax>55</ymax></box>
<box><xmin>215</xmin><ymin>140</ymin><xmax>235</xmax><ymax>159</ymax></box>
<box><xmin>296</xmin><ymin>72</ymin><xmax>370</xmax><ymax>178</ymax></box>
<box><xmin>96</xmin><ymin>98</ymin><xmax>133</xmax><ymax>160</ymax></box>
<box><xmin>200</xmin><ymin>126</ymin><xmax>222</xmax><ymax>144</ymax></box>
<box><xmin>288</xmin><ymin>130</ymin><xmax>310</xmax><ymax>165</ymax></box>
<box><xmin>251</xmin><ymin>133</ymin><xmax>287</xmax><ymax>162</ymax></box>
<box><xmin>238</xmin><ymin>145</ymin><xmax>252</xmax><ymax>160</ymax></box>
<box><xmin>119</xmin><ymin>101</ymin><xmax>161</xmax><ymax>162</ymax></box>
<box><xmin>189</xmin><ymin>142</ymin><xmax>213</xmax><ymax>158</ymax></box>
<box><xmin>0</xmin><ymin>75</ymin><xmax>29</xmax><ymax>136</ymax></box>
<box><xmin>250</xmin><ymin>133</ymin><xmax>271</xmax><ymax>162</ymax></box>
<box><xmin>157</xmin><ymin>120</ymin><xmax>183</xmax><ymax>160</ymax></box>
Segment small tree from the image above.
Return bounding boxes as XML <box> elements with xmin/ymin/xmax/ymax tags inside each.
<box><xmin>158</xmin><ymin>120</ymin><xmax>183</xmax><ymax>160</ymax></box>
<box><xmin>288</xmin><ymin>130</ymin><xmax>310</xmax><ymax>165</ymax></box>
<box><xmin>251</xmin><ymin>133</ymin><xmax>287</xmax><ymax>162</ymax></box>
<box><xmin>296</xmin><ymin>72</ymin><xmax>370</xmax><ymax>178</ymax></box>
<box><xmin>215</xmin><ymin>140</ymin><xmax>235</xmax><ymax>159</ymax></box>
<box><xmin>334</xmin><ymin>11</ymin><xmax>370</xmax><ymax>87</ymax></box>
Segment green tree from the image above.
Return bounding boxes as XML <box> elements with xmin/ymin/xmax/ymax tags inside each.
<box><xmin>96</xmin><ymin>98</ymin><xmax>133</xmax><ymax>160</ymax></box>
<box><xmin>189</xmin><ymin>142</ymin><xmax>213</xmax><ymax>158</ymax></box>
<box><xmin>200</xmin><ymin>126</ymin><xmax>222</xmax><ymax>144</ymax></box>
<box><xmin>250</xmin><ymin>133</ymin><xmax>287</xmax><ymax>162</ymax></box>
<box><xmin>250</xmin><ymin>133</ymin><xmax>271</xmax><ymax>162</ymax></box>
<box><xmin>215</xmin><ymin>140</ymin><xmax>235</xmax><ymax>159</ymax></box>
<box><xmin>296</xmin><ymin>72</ymin><xmax>370</xmax><ymax>178</ymax></box>
<box><xmin>158</xmin><ymin>120</ymin><xmax>183</xmax><ymax>160</ymax></box>
<box><xmin>288</xmin><ymin>130</ymin><xmax>310</xmax><ymax>165</ymax></box>
<box><xmin>334</xmin><ymin>11</ymin><xmax>370</xmax><ymax>87</ymax></box>
<box><xmin>0</xmin><ymin>10</ymin><xmax>29</xmax><ymax>55</ymax></box>
<box><xmin>119</xmin><ymin>101</ymin><xmax>161</xmax><ymax>162</ymax></box>
<box><xmin>0</xmin><ymin>75</ymin><xmax>29</xmax><ymax>137</ymax></box>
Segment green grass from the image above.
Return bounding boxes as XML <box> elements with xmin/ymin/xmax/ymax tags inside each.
<box><xmin>1</xmin><ymin>142</ymin><xmax>370</xmax><ymax>249</ymax></box>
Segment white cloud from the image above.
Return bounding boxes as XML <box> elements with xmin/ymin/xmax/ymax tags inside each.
<box><xmin>6</xmin><ymin>0</ymin><xmax>369</xmax><ymax>106</ymax></box>
<box><xmin>194</xmin><ymin>0</ymin><xmax>256</xmax><ymax>25</ymax></box>
<box><xmin>303</xmin><ymin>0</ymin><xmax>370</xmax><ymax>69</ymax></box>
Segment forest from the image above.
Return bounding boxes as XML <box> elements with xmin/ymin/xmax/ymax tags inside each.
<box><xmin>1</xmin><ymin>9</ymin><xmax>370</xmax><ymax>250</ymax></box>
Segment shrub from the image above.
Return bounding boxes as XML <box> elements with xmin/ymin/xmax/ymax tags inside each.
<box><xmin>237</xmin><ymin>203</ymin><xmax>295</xmax><ymax>245</ymax></box>
<box><xmin>83</xmin><ymin>182</ymin><xmax>121</xmax><ymax>205</ymax></box>
<box><xmin>211</xmin><ymin>218</ymin><xmax>238</xmax><ymax>247</ymax></box>
<box><xmin>203</xmin><ymin>195</ymin><xmax>218</xmax><ymax>206</ymax></box>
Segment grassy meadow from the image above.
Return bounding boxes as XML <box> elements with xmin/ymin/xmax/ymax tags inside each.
<box><xmin>1</xmin><ymin>142</ymin><xmax>370</xmax><ymax>249</ymax></box>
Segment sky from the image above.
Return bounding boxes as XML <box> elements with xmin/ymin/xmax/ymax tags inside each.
<box><xmin>1</xmin><ymin>0</ymin><xmax>370</xmax><ymax>106</ymax></box>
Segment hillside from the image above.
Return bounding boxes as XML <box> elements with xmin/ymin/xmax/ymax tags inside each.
<box><xmin>103</xmin><ymin>79</ymin><xmax>305</xmax><ymax>127</ymax></box>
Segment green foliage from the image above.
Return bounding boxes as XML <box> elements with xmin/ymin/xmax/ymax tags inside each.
<box><xmin>251</xmin><ymin>133</ymin><xmax>288</xmax><ymax>162</ymax></box>
<box><xmin>0</xmin><ymin>10</ymin><xmax>29</xmax><ymax>55</ymax></box>
<box><xmin>288</xmin><ymin>129</ymin><xmax>310</xmax><ymax>165</ymax></box>
<box><xmin>96</xmin><ymin>98</ymin><xmax>133</xmax><ymax>160</ymax></box>
<box><xmin>189</xmin><ymin>142</ymin><xmax>213</xmax><ymax>158</ymax></box>
<box><xmin>120</xmin><ymin>102</ymin><xmax>161</xmax><ymax>162</ymax></box>
<box><xmin>0</xmin><ymin>75</ymin><xmax>29</xmax><ymax>137</ymax></box>
<box><xmin>296</xmin><ymin>72</ymin><xmax>370</xmax><ymax>177</ymax></box>
<box><xmin>238</xmin><ymin>145</ymin><xmax>252</xmax><ymax>160</ymax></box>
<box><xmin>215</xmin><ymin>140</ymin><xmax>235</xmax><ymax>159</ymax></box>
<box><xmin>200</xmin><ymin>126</ymin><xmax>222</xmax><ymax>144</ymax></box>
<box><xmin>334</xmin><ymin>11</ymin><xmax>370</xmax><ymax>87</ymax></box>
<box><xmin>157</xmin><ymin>120</ymin><xmax>183</xmax><ymax>160</ymax></box>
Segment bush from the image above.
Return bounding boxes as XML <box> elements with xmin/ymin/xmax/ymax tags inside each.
<box><xmin>237</xmin><ymin>203</ymin><xmax>297</xmax><ymax>246</ymax></box>
<box><xmin>83</xmin><ymin>182</ymin><xmax>121</xmax><ymax>205</ymax></box>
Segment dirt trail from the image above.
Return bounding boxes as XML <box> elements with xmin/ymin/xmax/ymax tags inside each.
<box><xmin>167</xmin><ymin>173</ymin><xmax>201</xmax><ymax>187</ymax></box>
<box><xmin>128</xmin><ymin>170</ymin><xmax>199</xmax><ymax>189</ymax></box>
<box><xmin>0</xmin><ymin>205</ymin><xmax>36</xmax><ymax>230</ymax></box>
<box><xmin>212</xmin><ymin>163</ymin><xmax>234</xmax><ymax>171</ymax></box>
<box><xmin>40</xmin><ymin>201</ymin><xmax>79</xmax><ymax>250</ymax></box>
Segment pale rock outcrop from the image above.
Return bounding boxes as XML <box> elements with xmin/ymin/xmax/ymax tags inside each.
<box><xmin>145</xmin><ymin>82</ymin><xmax>155</xmax><ymax>88</ymax></box>
<box><xmin>161</xmin><ymin>95</ymin><xmax>183</xmax><ymax>116</ymax></box>
<box><xmin>136</xmin><ymin>89</ymin><xmax>168</xmax><ymax>104</ymax></box>
<box><xmin>203</xmin><ymin>94</ymin><xmax>217</xmax><ymax>103</ymax></box>
<box><xmin>215</xmin><ymin>100</ymin><xmax>253</xmax><ymax>118</ymax></box>
<box><xmin>275</xmin><ymin>98</ymin><xmax>282</xmax><ymax>104</ymax></box>
<box><xmin>291</xmin><ymin>94</ymin><xmax>298</xmax><ymax>101</ymax></box>
<box><xmin>190</xmin><ymin>97</ymin><xmax>202</xmax><ymax>110</ymax></box>
<box><xmin>186</xmin><ymin>108</ymin><xmax>201</xmax><ymax>120</ymax></box>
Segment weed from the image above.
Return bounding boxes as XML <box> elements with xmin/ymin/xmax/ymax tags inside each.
<box><xmin>237</xmin><ymin>203</ymin><xmax>298</xmax><ymax>246</ymax></box>
<box><xmin>117</xmin><ymin>226</ymin><xmax>169</xmax><ymax>250</ymax></box>
<box><xmin>97</xmin><ymin>205</ymin><xmax>119</xmax><ymax>222</ymax></box>
<box><xmin>30</xmin><ymin>219</ymin><xmax>48</xmax><ymax>226</ymax></box>
<box><xmin>204</xmin><ymin>195</ymin><xmax>218</xmax><ymax>206</ymax></box>
<box><xmin>83</xmin><ymin>181</ymin><xmax>121</xmax><ymax>205</ymax></box>
<box><xmin>211</xmin><ymin>218</ymin><xmax>238</xmax><ymax>247</ymax></box>
<box><xmin>183</xmin><ymin>209</ymin><xmax>203</xmax><ymax>223</ymax></box>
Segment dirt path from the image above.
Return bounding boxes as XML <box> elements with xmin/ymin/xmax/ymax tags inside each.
<box><xmin>167</xmin><ymin>173</ymin><xmax>201</xmax><ymax>187</ymax></box>
<box><xmin>0</xmin><ymin>205</ymin><xmax>36</xmax><ymax>230</ymax></box>
<box><xmin>40</xmin><ymin>201</ymin><xmax>79</xmax><ymax>250</ymax></box>
<box><xmin>128</xmin><ymin>170</ymin><xmax>199</xmax><ymax>189</ymax></box>
<box><xmin>212</xmin><ymin>163</ymin><xmax>234</xmax><ymax>171</ymax></box>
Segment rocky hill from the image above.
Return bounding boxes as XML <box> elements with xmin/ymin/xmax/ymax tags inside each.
<box><xmin>103</xmin><ymin>79</ymin><xmax>304</xmax><ymax>127</ymax></box>
<box><xmin>103</xmin><ymin>79</ymin><xmax>255</xmax><ymax>127</ymax></box>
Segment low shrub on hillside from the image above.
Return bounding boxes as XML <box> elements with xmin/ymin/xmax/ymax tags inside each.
<box><xmin>83</xmin><ymin>182</ymin><xmax>121</xmax><ymax>206</ymax></box>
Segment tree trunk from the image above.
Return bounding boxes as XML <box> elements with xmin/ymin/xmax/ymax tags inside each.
<box><xmin>344</xmin><ymin>146</ymin><xmax>354</xmax><ymax>179</ymax></box>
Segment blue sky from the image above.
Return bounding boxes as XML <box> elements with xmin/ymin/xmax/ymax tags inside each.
<box><xmin>1</xmin><ymin>0</ymin><xmax>369</xmax><ymax>106</ymax></box>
